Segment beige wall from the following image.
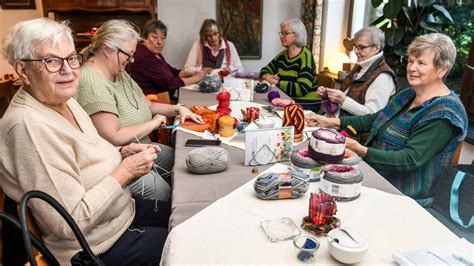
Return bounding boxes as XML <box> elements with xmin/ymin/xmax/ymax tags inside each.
<box><xmin>0</xmin><ymin>0</ymin><xmax>43</xmax><ymax>77</ymax></box>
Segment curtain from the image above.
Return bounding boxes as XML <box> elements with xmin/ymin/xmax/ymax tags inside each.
<box><xmin>301</xmin><ymin>0</ymin><xmax>324</xmax><ymax>73</ymax></box>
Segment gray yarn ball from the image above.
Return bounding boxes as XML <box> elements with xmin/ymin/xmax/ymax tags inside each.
<box><xmin>186</xmin><ymin>146</ymin><xmax>230</xmax><ymax>174</ymax></box>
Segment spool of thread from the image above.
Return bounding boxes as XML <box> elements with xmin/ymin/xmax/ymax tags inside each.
<box><xmin>320</xmin><ymin>164</ymin><xmax>363</xmax><ymax>201</ymax></box>
<box><xmin>308</xmin><ymin>128</ymin><xmax>346</xmax><ymax>163</ymax></box>
<box><xmin>290</xmin><ymin>150</ymin><xmax>324</xmax><ymax>182</ymax></box>
<box><xmin>267</xmin><ymin>91</ymin><xmax>280</xmax><ymax>102</ymax></box>
<box><xmin>254</xmin><ymin>171</ymin><xmax>310</xmax><ymax>200</ymax></box>
<box><xmin>218</xmin><ymin>116</ymin><xmax>235</xmax><ymax>137</ymax></box>
<box><xmin>186</xmin><ymin>146</ymin><xmax>230</xmax><ymax>174</ymax></box>
<box><xmin>282</xmin><ymin>104</ymin><xmax>305</xmax><ymax>143</ymax></box>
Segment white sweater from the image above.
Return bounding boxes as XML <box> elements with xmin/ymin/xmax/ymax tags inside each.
<box><xmin>341</xmin><ymin>52</ymin><xmax>396</xmax><ymax>115</ymax></box>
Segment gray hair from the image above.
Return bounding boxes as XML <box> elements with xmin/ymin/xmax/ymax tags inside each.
<box><xmin>353</xmin><ymin>27</ymin><xmax>385</xmax><ymax>52</ymax></box>
<box><xmin>408</xmin><ymin>33</ymin><xmax>456</xmax><ymax>75</ymax></box>
<box><xmin>280</xmin><ymin>18</ymin><xmax>307</xmax><ymax>47</ymax></box>
<box><xmin>2</xmin><ymin>18</ymin><xmax>74</xmax><ymax>65</ymax></box>
<box><xmin>82</xmin><ymin>19</ymin><xmax>140</xmax><ymax>60</ymax></box>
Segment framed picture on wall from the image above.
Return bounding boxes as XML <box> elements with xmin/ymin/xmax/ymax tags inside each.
<box><xmin>1</xmin><ymin>0</ymin><xmax>36</xmax><ymax>9</ymax></box>
<box><xmin>217</xmin><ymin>0</ymin><xmax>263</xmax><ymax>59</ymax></box>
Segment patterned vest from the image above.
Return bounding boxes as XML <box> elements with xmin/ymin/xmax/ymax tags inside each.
<box><xmin>340</xmin><ymin>57</ymin><xmax>399</xmax><ymax>111</ymax></box>
<box><xmin>367</xmin><ymin>88</ymin><xmax>468</xmax><ymax>200</ymax></box>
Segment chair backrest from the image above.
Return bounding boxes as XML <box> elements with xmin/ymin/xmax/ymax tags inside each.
<box><xmin>316</xmin><ymin>74</ymin><xmax>335</xmax><ymax>88</ymax></box>
<box><xmin>0</xmin><ymin>79</ymin><xmax>14</xmax><ymax>112</ymax></box>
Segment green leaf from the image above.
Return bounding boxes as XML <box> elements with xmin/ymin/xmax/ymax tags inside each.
<box><xmin>418</xmin><ymin>0</ymin><xmax>436</xmax><ymax>7</ymax></box>
<box><xmin>372</xmin><ymin>0</ymin><xmax>383</xmax><ymax>8</ymax></box>
<box><xmin>383</xmin><ymin>0</ymin><xmax>403</xmax><ymax>19</ymax></box>
<box><xmin>432</xmin><ymin>4</ymin><xmax>454</xmax><ymax>23</ymax></box>
<box><xmin>371</xmin><ymin>16</ymin><xmax>390</xmax><ymax>28</ymax></box>
<box><xmin>385</xmin><ymin>27</ymin><xmax>405</xmax><ymax>46</ymax></box>
<box><xmin>402</xmin><ymin>6</ymin><xmax>414</xmax><ymax>28</ymax></box>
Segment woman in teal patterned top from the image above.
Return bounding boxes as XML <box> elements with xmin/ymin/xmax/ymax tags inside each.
<box><xmin>305</xmin><ymin>33</ymin><xmax>468</xmax><ymax>206</ymax></box>
<box><xmin>260</xmin><ymin>18</ymin><xmax>318</xmax><ymax>110</ymax></box>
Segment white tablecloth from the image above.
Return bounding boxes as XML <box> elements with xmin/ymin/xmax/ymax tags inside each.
<box><xmin>161</xmin><ymin>164</ymin><xmax>460</xmax><ymax>265</ymax></box>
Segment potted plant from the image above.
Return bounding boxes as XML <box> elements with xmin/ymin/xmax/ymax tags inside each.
<box><xmin>370</xmin><ymin>0</ymin><xmax>454</xmax><ymax>76</ymax></box>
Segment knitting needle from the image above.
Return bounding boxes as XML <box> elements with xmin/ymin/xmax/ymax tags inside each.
<box><xmin>162</xmin><ymin>123</ymin><xmax>202</xmax><ymax>129</ymax></box>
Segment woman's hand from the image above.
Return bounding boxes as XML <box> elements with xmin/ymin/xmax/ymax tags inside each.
<box><xmin>316</xmin><ymin>86</ymin><xmax>328</xmax><ymax>97</ymax></box>
<box><xmin>151</xmin><ymin>114</ymin><xmax>167</xmax><ymax>129</ymax></box>
<box><xmin>178</xmin><ymin>106</ymin><xmax>205</xmax><ymax>124</ymax></box>
<box><xmin>120</xmin><ymin>143</ymin><xmax>161</xmax><ymax>158</ymax></box>
<box><xmin>345</xmin><ymin>138</ymin><xmax>368</xmax><ymax>157</ymax></box>
<box><xmin>262</xmin><ymin>74</ymin><xmax>279</xmax><ymax>85</ymax></box>
<box><xmin>111</xmin><ymin>147</ymin><xmax>158</xmax><ymax>187</ymax></box>
<box><xmin>305</xmin><ymin>112</ymin><xmax>340</xmax><ymax>128</ymax></box>
<box><xmin>325</xmin><ymin>88</ymin><xmax>346</xmax><ymax>104</ymax></box>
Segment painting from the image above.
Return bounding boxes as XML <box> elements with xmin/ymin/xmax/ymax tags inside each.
<box><xmin>217</xmin><ymin>0</ymin><xmax>262</xmax><ymax>59</ymax></box>
<box><xmin>1</xmin><ymin>0</ymin><xmax>36</xmax><ymax>9</ymax></box>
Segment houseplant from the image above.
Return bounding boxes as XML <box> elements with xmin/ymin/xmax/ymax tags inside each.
<box><xmin>370</xmin><ymin>0</ymin><xmax>454</xmax><ymax>76</ymax></box>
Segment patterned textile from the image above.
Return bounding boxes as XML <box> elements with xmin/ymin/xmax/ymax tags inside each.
<box><xmin>301</xmin><ymin>0</ymin><xmax>324</xmax><ymax>72</ymax></box>
<box><xmin>367</xmin><ymin>88</ymin><xmax>468</xmax><ymax>199</ymax></box>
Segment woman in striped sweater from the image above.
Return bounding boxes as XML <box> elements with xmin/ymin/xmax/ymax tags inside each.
<box><xmin>260</xmin><ymin>18</ymin><xmax>318</xmax><ymax>110</ymax></box>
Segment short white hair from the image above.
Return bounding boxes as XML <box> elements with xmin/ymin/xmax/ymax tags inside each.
<box><xmin>280</xmin><ymin>18</ymin><xmax>307</xmax><ymax>47</ymax></box>
<box><xmin>2</xmin><ymin>18</ymin><xmax>74</xmax><ymax>65</ymax></box>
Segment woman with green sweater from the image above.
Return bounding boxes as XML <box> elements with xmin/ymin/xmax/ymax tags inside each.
<box><xmin>306</xmin><ymin>33</ymin><xmax>467</xmax><ymax>206</ymax></box>
<box><xmin>260</xmin><ymin>18</ymin><xmax>318</xmax><ymax>111</ymax></box>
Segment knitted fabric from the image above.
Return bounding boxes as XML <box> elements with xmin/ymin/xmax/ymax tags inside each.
<box><xmin>186</xmin><ymin>147</ymin><xmax>230</xmax><ymax>174</ymax></box>
<box><xmin>321</xmin><ymin>91</ymin><xmax>339</xmax><ymax>115</ymax></box>
<box><xmin>282</xmin><ymin>104</ymin><xmax>305</xmax><ymax>135</ymax></box>
<box><xmin>367</xmin><ymin>87</ymin><xmax>468</xmax><ymax>199</ymax></box>
<box><xmin>259</xmin><ymin>47</ymin><xmax>318</xmax><ymax>101</ymax></box>
<box><xmin>254</xmin><ymin>171</ymin><xmax>310</xmax><ymax>200</ymax></box>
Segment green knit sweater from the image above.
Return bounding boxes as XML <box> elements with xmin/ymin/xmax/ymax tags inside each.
<box><xmin>75</xmin><ymin>65</ymin><xmax>153</xmax><ymax>143</ymax></box>
<box><xmin>260</xmin><ymin>47</ymin><xmax>318</xmax><ymax>101</ymax></box>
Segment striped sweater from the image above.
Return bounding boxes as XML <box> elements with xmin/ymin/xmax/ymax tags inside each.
<box><xmin>260</xmin><ymin>47</ymin><xmax>318</xmax><ymax>101</ymax></box>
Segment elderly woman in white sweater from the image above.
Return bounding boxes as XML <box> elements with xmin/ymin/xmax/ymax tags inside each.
<box><xmin>318</xmin><ymin>27</ymin><xmax>398</xmax><ymax>116</ymax></box>
<box><xmin>0</xmin><ymin>18</ymin><xmax>168</xmax><ymax>264</ymax></box>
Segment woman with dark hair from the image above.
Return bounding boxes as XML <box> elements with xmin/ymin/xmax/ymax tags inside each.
<box><xmin>184</xmin><ymin>18</ymin><xmax>243</xmax><ymax>75</ymax></box>
<box><xmin>128</xmin><ymin>19</ymin><xmax>204</xmax><ymax>97</ymax></box>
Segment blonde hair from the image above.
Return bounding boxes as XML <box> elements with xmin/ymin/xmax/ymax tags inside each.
<box><xmin>2</xmin><ymin>18</ymin><xmax>73</xmax><ymax>65</ymax></box>
<box><xmin>408</xmin><ymin>33</ymin><xmax>456</xmax><ymax>74</ymax></box>
<box><xmin>82</xmin><ymin>19</ymin><xmax>140</xmax><ymax>60</ymax></box>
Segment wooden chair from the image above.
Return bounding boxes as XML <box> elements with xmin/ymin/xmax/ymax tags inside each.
<box><xmin>0</xmin><ymin>79</ymin><xmax>13</xmax><ymax>114</ymax></box>
<box><xmin>316</xmin><ymin>73</ymin><xmax>336</xmax><ymax>88</ymax></box>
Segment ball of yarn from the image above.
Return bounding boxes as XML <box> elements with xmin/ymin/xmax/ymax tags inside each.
<box><xmin>271</xmin><ymin>98</ymin><xmax>293</xmax><ymax>107</ymax></box>
<box><xmin>186</xmin><ymin>147</ymin><xmax>229</xmax><ymax>174</ymax></box>
<box><xmin>308</xmin><ymin>128</ymin><xmax>346</xmax><ymax>164</ymax></box>
<box><xmin>254</xmin><ymin>81</ymin><xmax>271</xmax><ymax>93</ymax></box>
<box><xmin>199</xmin><ymin>75</ymin><xmax>222</xmax><ymax>93</ymax></box>
<box><xmin>320</xmin><ymin>164</ymin><xmax>363</xmax><ymax>201</ymax></box>
<box><xmin>267</xmin><ymin>91</ymin><xmax>280</xmax><ymax>102</ymax></box>
<box><xmin>290</xmin><ymin>150</ymin><xmax>320</xmax><ymax>169</ymax></box>
<box><xmin>340</xmin><ymin>149</ymin><xmax>361</xmax><ymax>166</ymax></box>
<box><xmin>282</xmin><ymin>104</ymin><xmax>305</xmax><ymax>134</ymax></box>
<box><xmin>254</xmin><ymin>171</ymin><xmax>310</xmax><ymax>200</ymax></box>
<box><xmin>218</xmin><ymin>116</ymin><xmax>235</xmax><ymax>137</ymax></box>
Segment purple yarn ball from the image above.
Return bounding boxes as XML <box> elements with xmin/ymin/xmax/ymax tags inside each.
<box><xmin>267</xmin><ymin>91</ymin><xmax>280</xmax><ymax>102</ymax></box>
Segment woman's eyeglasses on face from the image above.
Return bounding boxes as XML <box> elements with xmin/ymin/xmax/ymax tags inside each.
<box><xmin>352</xmin><ymin>44</ymin><xmax>374</xmax><ymax>52</ymax></box>
<box><xmin>279</xmin><ymin>31</ymin><xmax>295</xmax><ymax>37</ymax></box>
<box><xmin>22</xmin><ymin>54</ymin><xmax>83</xmax><ymax>73</ymax></box>
<box><xmin>206</xmin><ymin>32</ymin><xmax>220</xmax><ymax>38</ymax></box>
<box><xmin>117</xmin><ymin>47</ymin><xmax>135</xmax><ymax>62</ymax></box>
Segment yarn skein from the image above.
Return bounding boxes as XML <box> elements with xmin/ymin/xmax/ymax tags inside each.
<box><xmin>267</xmin><ymin>91</ymin><xmax>280</xmax><ymax>102</ymax></box>
<box><xmin>320</xmin><ymin>164</ymin><xmax>363</xmax><ymax>201</ymax></box>
<box><xmin>308</xmin><ymin>128</ymin><xmax>346</xmax><ymax>163</ymax></box>
<box><xmin>218</xmin><ymin>116</ymin><xmax>235</xmax><ymax>137</ymax></box>
<box><xmin>186</xmin><ymin>147</ymin><xmax>230</xmax><ymax>174</ymax></box>
<box><xmin>254</xmin><ymin>171</ymin><xmax>310</xmax><ymax>200</ymax></box>
<box><xmin>282</xmin><ymin>103</ymin><xmax>305</xmax><ymax>142</ymax></box>
<box><xmin>216</xmin><ymin>91</ymin><xmax>232</xmax><ymax>116</ymax></box>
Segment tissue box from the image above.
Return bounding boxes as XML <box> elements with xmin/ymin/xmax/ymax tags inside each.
<box><xmin>222</xmin><ymin>76</ymin><xmax>254</xmax><ymax>101</ymax></box>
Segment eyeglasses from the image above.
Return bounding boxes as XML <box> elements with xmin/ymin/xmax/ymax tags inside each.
<box><xmin>206</xmin><ymin>32</ymin><xmax>220</xmax><ymax>38</ymax></box>
<box><xmin>279</xmin><ymin>31</ymin><xmax>295</xmax><ymax>37</ymax></box>
<box><xmin>22</xmin><ymin>54</ymin><xmax>83</xmax><ymax>73</ymax></box>
<box><xmin>117</xmin><ymin>47</ymin><xmax>135</xmax><ymax>62</ymax></box>
<box><xmin>352</xmin><ymin>44</ymin><xmax>374</xmax><ymax>52</ymax></box>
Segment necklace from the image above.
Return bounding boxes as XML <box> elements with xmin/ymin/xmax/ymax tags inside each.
<box><xmin>120</xmin><ymin>74</ymin><xmax>139</xmax><ymax>110</ymax></box>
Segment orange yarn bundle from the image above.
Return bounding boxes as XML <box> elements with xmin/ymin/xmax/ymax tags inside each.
<box><xmin>218</xmin><ymin>116</ymin><xmax>235</xmax><ymax>137</ymax></box>
<box><xmin>282</xmin><ymin>103</ymin><xmax>305</xmax><ymax>143</ymax></box>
